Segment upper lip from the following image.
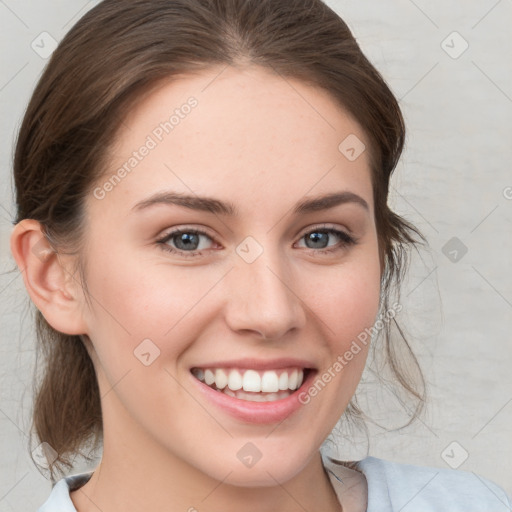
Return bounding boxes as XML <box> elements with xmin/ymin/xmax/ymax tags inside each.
<box><xmin>190</xmin><ymin>357</ymin><xmax>316</xmax><ymax>371</ymax></box>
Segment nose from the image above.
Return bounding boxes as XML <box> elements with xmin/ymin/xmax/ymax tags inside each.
<box><xmin>224</xmin><ymin>246</ymin><xmax>307</xmax><ymax>340</ymax></box>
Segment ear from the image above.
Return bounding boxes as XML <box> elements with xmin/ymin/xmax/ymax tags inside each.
<box><xmin>10</xmin><ymin>219</ymin><xmax>88</xmax><ymax>336</ymax></box>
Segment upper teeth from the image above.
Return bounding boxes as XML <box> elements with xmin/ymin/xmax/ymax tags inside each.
<box><xmin>192</xmin><ymin>368</ymin><xmax>304</xmax><ymax>393</ymax></box>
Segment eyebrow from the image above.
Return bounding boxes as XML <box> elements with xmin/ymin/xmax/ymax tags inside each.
<box><xmin>131</xmin><ymin>190</ymin><xmax>369</xmax><ymax>216</ymax></box>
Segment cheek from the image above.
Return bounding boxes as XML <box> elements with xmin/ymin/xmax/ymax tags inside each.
<box><xmin>82</xmin><ymin>247</ymin><xmax>223</xmax><ymax>370</ymax></box>
<box><xmin>311</xmin><ymin>256</ymin><xmax>381</xmax><ymax>347</ymax></box>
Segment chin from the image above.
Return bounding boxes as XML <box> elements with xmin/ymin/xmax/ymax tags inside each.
<box><xmin>195</xmin><ymin>445</ymin><xmax>313</xmax><ymax>488</ymax></box>
<box><xmin>222</xmin><ymin>463</ymin><xmax>301</xmax><ymax>488</ymax></box>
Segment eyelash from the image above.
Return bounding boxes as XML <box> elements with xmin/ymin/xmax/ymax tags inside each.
<box><xmin>155</xmin><ymin>225</ymin><xmax>358</xmax><ymax>259</ymax></box>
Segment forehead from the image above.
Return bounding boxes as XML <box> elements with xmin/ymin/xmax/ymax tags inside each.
<box><xmin>94</xmin><ymin>64</ymin><xmax>374</xmax><ymax>219</ymax></box>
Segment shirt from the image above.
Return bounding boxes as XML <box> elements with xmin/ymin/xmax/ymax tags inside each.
<box><xmin>37</xmin><ymin>454</ymin><xmax>512</xmax><ymax>511</ymax></box>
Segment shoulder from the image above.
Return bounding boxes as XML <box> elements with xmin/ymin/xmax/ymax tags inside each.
<box><xmin>358</xmin><ymin>456</ymin><xmax>512</xmax><ymax>512</ymax></box>
<box><xmin>323</xmin><ymin>454</ymin><xmax>512</xmax><ymax>512</ymax></box>
<box><xmin>37</xmin><ymin>472</ymin><xmax>93</xmax><ymax>512</ymax></box>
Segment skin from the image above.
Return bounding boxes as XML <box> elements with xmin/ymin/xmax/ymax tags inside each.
<box><xmin>11</xmin><ymin>64</ymin><xmax>382</xmax><ymax>511</ymax></box>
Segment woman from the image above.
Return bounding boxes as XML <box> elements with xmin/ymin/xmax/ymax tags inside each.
<box><xmin>9</xmin><ymin>0</ymin><xmax>511</xmax><ymax>510</ymax></box>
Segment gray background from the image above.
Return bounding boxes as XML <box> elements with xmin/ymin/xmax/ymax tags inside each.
<box><xmin>1</xmin><ymin>0</ymin><xmax>511</xmax><ymax>510</ymax></box>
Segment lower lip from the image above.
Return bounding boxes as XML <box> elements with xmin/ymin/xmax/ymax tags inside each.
<box><xmin>191</xmin><ymin>370</ymin><xmax>316</xmax><ymax>424</ymax></box>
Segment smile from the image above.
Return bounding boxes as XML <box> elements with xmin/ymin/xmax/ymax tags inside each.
<box><xmin>191</xmin><ymin>367</ymin><xmax>307</xmax><ymax>402</ymax></box>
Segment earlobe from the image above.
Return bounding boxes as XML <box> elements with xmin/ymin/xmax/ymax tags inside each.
<box><xmin>9</xmin><ymin>219</ymin><xmax>88</xmax><ymax>336</ymax></box>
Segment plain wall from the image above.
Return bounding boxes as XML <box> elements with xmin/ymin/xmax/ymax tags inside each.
<box><xmin>0</xmin><ymin>1</ymin><xmax>510</xmax><ymax>510</ymax></box>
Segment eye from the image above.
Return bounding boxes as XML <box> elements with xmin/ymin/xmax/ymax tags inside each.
<box><xmin>156</xmin><ymin>228</ymin><xmax>215</xmax><ymax>257</ymax></box>
<box><xmin>155</xmin><ymin>224</ymin><xmax>358</xmax><ymax>258</ymax></box>
<box><xmin>295</xmin><ymin>225</ymin><xmax>358</xmax><ymax>254</ymax></box>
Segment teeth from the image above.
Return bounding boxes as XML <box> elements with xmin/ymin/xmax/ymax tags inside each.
<box><xmin>215</xmin><ymin>369</ymin><xmax>228</xmax><ymax>390</ymax></box>
<box><xmin>278</xmin><ymin>372</ymin><xmax>289</xmax><ymax>390</ymax></box>
<box><xmin>228</xmin><ymin>369</ymin><xmax>243</xmax><ymax>391</ymax></box>
<box><xmin>261</xmin><ymin>371</ymin><xmax>279</xmax><ymax>393</ymax></box>
<box><xmin>243</xmin><ymin>370</ymin><xmax>261</xmax><ymax>392</ymax></box>
<box><xmin>288</xmin><ymin>369</ymin><xmax>298</xmax><ymax>390</ymax></box>
<box><xmin>192</xmin><ymin>367</ymin><xmax>306</xmax><ymax>395</ymax></box>
<box><xmin>204</xmin><ymin>369</ymin><xmax>215</xmax><ymax>386</ymax></box>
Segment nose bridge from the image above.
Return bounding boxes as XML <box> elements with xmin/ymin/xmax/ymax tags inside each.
<box><xmin>225</xmin><ymin>238</ymin><xmax>306</xmax><ymax>339</ymax></box>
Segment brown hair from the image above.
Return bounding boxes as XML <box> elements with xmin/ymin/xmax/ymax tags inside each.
<box><xmin>12</xmin><ymin>0</ymin><xmax>428</xmax><ymax>481</ymax></box>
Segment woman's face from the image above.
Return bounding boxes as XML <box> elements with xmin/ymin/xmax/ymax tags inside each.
<box><xmin>78</xmin><ymin>64</ymin><xmax>381</xmax><ymax>486</ymax></box>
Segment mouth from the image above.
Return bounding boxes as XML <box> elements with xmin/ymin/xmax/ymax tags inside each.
<box><xmin>190</xmin><ymin>367</ymin><xmax>314</xmax><ymax>403</ymax></box>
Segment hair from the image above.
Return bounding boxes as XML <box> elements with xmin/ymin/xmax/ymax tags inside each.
<box><xmin>12</xmin><ymin>0</ymin><xmax>428</xmax><ymax>482</ymax></box>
